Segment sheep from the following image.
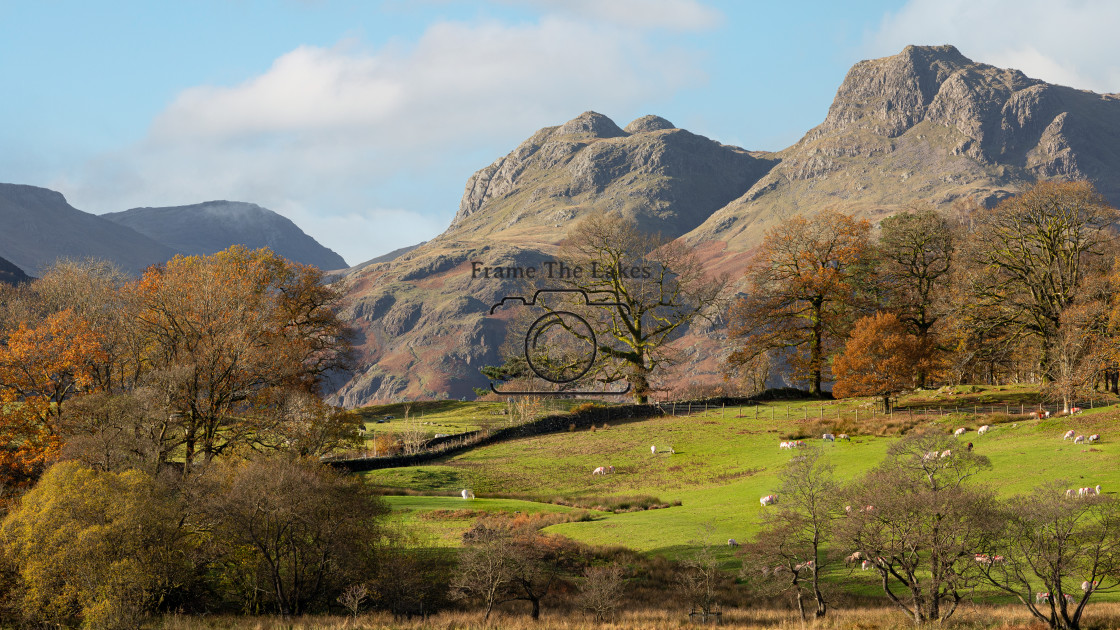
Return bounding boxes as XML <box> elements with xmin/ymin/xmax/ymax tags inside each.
<box><xmin>1088</xmin><ymin>434</ymin><xmax>1100</xmax><ymax>442</ymax></box>
<box><xmin>822</xmin><ymin>433</ymin><xmax>835</xmax><ymax>441</ymax></box>
<box><xmin>844</xmin><ymin>505</ymin><xmax>852</xmax><ymax>514</ymax></box>
<box><xmin>954</xmin><ymin>427</ymin><xmax>967</xmax><ymax>436</ymax></box>
<box><xmin>794</xmin><ymin>560</ymin><xmax>815</xmax><ymax>571</ymax></box>
<box><xmin>940</xmin><ymin>450</ymin><xmax>952</xmax><ymax>459</ymax></box>
<box><xmin>461</xmin><ymin>489</ymin><xmax>475</xmax><ymax>500</ymax></box>
<box><xmin>1082</xmin><ymin>580</ymin><xmax>1099</xmax><ymax>592</ymax></box>
<box><xmin>1035</xmin><ymin>592</ymin><xmax>1050</xmax><ymax>604</ymax></box>
<box><xmin>760</xmin><ymin>494</ymin><xmax>778</xmax><ymax>506</ymax></box>
<box><xmin>651</xmin><ymin>445</ymin><xmax>657</xmax><ymax>455</ymax></box>
<box><xmin>1063</xmin><ymin>430</ymin><xmax>1076</xmax><ymax>440</ymax></box>
<box><xmin>1066</xmin><ymin>488</ymin><xmax>1077</xmax><ymax>498</ymax></box>
<box><xmin>728</xmin><ymin>539</ymin><xmax>739</xmax><ymax>548</ymax></box>
<box><xmin>1071</xmin><ymin>407</ymin><xmax>1083</xmax><ymax>415</ymax></box>
<box><xmin>845</xmin><ymin>551</ymin><xmax>863</xmax><ymax>564</ymax></box>
<box><xmin>779</xmin><ymin>441</ymin><xmax>792</xmax><ymax>450</ymax></box>
<box><xmin>1096</xmin><ymin>484</ymin><xmax>1102</xmax><ymax>495</ymax></box>
<box><xmin>967</xmin><ymin>442</ymin><xmax>974</xmax><ymax>452</ymax></box>
<box><xmin>1074</xmin><ymin>435</ymin><xmax>1086</xmax><ymax>444</ymax></box>
<box><xmin>977</xmin><ymin>425</ymin><xmax>991</xmax><ymax>435</ymax></box>
<box><xmin>838</xmin><ymin>434</ymin><xmax>850</xmax><ymax>441</ymax></box>
<box><xmin>592</xmin><ymin>466</ymin><xmax>607</xmax><ymax>475</ymax></box>
<box><xmin>922</xmin><ymin>451</ymin><xmax>939</xmax><ymax>461</ymax></box>
<box><xmin>861</xmin><ymin>560</ymin><xmax>872</xmax><ymax>571</ymax></box>
<box><xmin>609</xmin><ymin>465</ymin><xmax>615</xmax><ymax>474</ymax></box>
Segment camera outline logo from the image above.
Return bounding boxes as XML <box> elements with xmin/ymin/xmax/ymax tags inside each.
<box><xmin>488</xmin><ymin>288</ymin><xmax>632</xmax><ymax>396</ymax></box>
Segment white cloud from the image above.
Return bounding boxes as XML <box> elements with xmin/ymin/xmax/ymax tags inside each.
<box><xmin>868</xmin><ymin>0</ymin><xmax>1120</xmax><ymax>93</ymax></box>
<box><xmin>62</xmin><ymin>13</ymin><xmax>707</xmax><ymax>263</ymax></box>
<box><xmin>501</xmin><ymin>0</ymin><xmax>722</xmax><ymax>31</ymax></box>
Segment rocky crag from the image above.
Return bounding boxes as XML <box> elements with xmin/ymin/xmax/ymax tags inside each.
<box><xmin>333</xmin><ymin>45</ymin><xmax>1120</xmax><ymax>405</ymax></box>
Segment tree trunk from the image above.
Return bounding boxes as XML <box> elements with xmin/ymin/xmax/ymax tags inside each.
<box><xmin>529</xmin><ymin>595</ymin><xmax>540</xmax><ymax>620</ymax></box>
<box><xmin>810</xmin><ymin>298</ymin><xmax>823</xmax><ymax>396</ymax></box>
<box><xmin>795</xmin><ymin>589</ymin><xmax>806</xmax><ymax>621</ymax></box>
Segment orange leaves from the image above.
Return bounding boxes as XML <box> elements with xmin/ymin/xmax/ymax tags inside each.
<box><xmin>832</xmin><ymin>312</ymin><xmax>926</xmax><ymax>400</ymax></box>
<box><xmin>0</xmin><ymin>310</ymin><xmax>105</xmax><ymax>487</ymax></box>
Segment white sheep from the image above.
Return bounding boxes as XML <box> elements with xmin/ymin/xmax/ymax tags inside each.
<box><xmin>822</xmin><ymin>433</ymin><xmax>835</xmax><ymax>441</ymax></box>
<box><xmin>651</xmin><ymin>445</ymin><xmax>657</xmax><ymax>455</ymax></box>
<box><xmin>838</xmin><ymin>434</ymin><xmax>850</xmax><ymax>441</ymax></box>
<box><xmin>760</xmin><ymin>494</ymin><xmax>778</xmax><ymax>506</ymax></box>
<box><xmin>1070</xmin><ymin>407</ymin><xmax>1083</xmax><ymax>415</ymax></box>
<box><xmin>1063</xmin><ymin>430</ymin><xmax>1076</xmax><ymax>440</ymax></box>
<box><xmin>940</xmin><ymin>449</ymin><xmax>952</xmax><ymax>458</ymax></box>
<box><xmin>1036</xmin><ymin>592</ymin><xmax>1050</xmax><ymax>604</ymax></box>
<box><xmin>954</xmin><ymin>427</ymin><xmax>967</xmax><ymax>436</ymax></box>
<box><xmin>977</xmin><ymin>425</ymin><xmax>991</xmax><ymax>435</ymax></box>
<box><xmin>1074</xmin><ymin>435</ymin><xmax>1086</xmax><ymax>444</ymax></box>
<box><xmin>592</xmin><ymin>466</ymin><xmax>607</xmax><ymax>475</ymax></box>
<box><xmin>461</xmin><ymin>489</ymin><xmax>475</xmax><ymax>500</ymax></box>
<box><xmin>728</xmin><ymin>538</ymin><xmax>739</xmax><ymax>547</ymax></box>
<box><xmin>861</xmin><ymin>560</ymin><xmax>872</xmax><ymax>571</ymax></box>
<box><xmin>1088</xmin><ymin>434</ymin><xmax>1100</xmax><ymax>442</ymax></box>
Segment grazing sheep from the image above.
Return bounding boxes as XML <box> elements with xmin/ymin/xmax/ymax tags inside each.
<box><xmin>1075</xmin><ymin>435</ymin><xmax>1086</xmax><ymax>444</ymax></box>
<box><xmin>838</xmin><ymin>434</ymin><xmax>850</xmax><ymax>441</ymax></box>
<box><xmin>1066</xmin><ymin>488</ymin><xmax>1077</xmax><ymax>498</ymax></box>
<box><xmin>822</xmin><ymin>433</ymin><xmax>835</xmax><ymax>441</ymax></box>
<box><xmin>760</xmin><ymin>494</ymin><xmax>778</xmax><ymax>506</ymax></box>
<box><xmin>461</xmin><ymin>489</ymin><xmax>475</xmax><ymax>500</ymax></box>
<box><xmin>651</xmin><ymin>445</ymin><xmax>657</xmax><ymax>455</ymax></box>
<box><xmin>1083</xmin><ymin>580</ymin><xmax>1099</xmax><ymax>592</ymax></box>
<box><xmin>779</xmin><ymin>441</ymin><xmax>792</xmax><ymax>450</ymax></box>
<box><xmin>609</xmin><ymin>465</ymin><xmax>615</xmax><ymax>473</ymax></box>
<box><xmin>861</xmin><ymin>560</ymin><xmax>872</xmax><ymax>571</ymax></box>
<box><xmin>922</xmin><ymin>451</ymin><xmax>939</xmax><ymax>461</ymax></box>
<box><xmin>954</xmin><ymin>427</ymin><xmax>967</xmax><ymax>436</ymax></box>
<box><xmin>1089</xmin><ymin>434</ymin><xmax>1100</xmax><ymax>442</ymax></box>
<box><xmin>1071</xmin><ymin>407</ymin><xmax>1083</xmax><ymax>414</ymax></box>
<box><xmin>1064</xmin><ymin>430</ymin><xmax>1076</xmax><ymax>440</ymax></box>
<box><xmin>1096</xmin><ymin>484</ymin><xmax>1102</xmax><ymax>495</ymax></box>
<box><xmin>940</xmin><ymin>450</ymin><xmax>952</xmax><ymax>458</ymax></box>
<box><xmin>794</xmin><ymin>560</ymin><xmax>815</xmax><ymax>571</ymax></box>
<box><xmin>978</xmin><ymin>425</ymin><xmax>991</xmax><ymax>435</ymax></box>
<box><xmin>728</xmin><ymin>539</ymin><xmax>739</xmax><ymax>547</ymax></box>
<box><xmin>845</xmin><ymin>552</ymin><xmax>863</xmax><ymax>564</ymax></box>
<box><xmin>592</xmin><ymin>466</ymin><xmax>607</xmax><ymax>475</ymax></box>
<box><xmin>844</xmin><ymin>505</ymin><xmax>852</xmax><ymax>514</ymax></box>
<box><xmin>1036</xmin><ymin>592</ymin><xmax>1050</xmax><ymax>604</ymax></box>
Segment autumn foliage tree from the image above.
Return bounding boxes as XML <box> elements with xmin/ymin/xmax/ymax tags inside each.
<box><xmin>729</xmin><ymin>210</ymin><xmax>873</xmax><ymax>395</ymax></box>
<box><xmin>0</xmin><ymin>310</ymin><xmax>105</xmax><ymax>488</ymax></box>
<box><xmin>833</xmin><ymin>312</ymin><xmax>930</xmax><ymax>411</ymax></box>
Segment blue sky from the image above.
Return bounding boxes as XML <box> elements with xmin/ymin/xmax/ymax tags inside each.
<box><xmin>3</xmin><ymin>0</ymin><xmax>1119</xmax><ymax>266</ymax></box>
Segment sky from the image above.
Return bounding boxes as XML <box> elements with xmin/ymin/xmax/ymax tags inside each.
<box><xmin>3</xmin><ymin>0</ymin><xmax>1120</xmax><ymax>267</ymax></box>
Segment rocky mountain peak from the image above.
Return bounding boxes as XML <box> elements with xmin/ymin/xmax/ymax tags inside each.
<box><xmin>625</xmin><ymin>115</ymin><xmax>677</xmax><ymax>133</ymax></box>
<box><xmin>555</xmin><ymin>111</ymin><xmax>628</xmax><ymax>139</ymax></box>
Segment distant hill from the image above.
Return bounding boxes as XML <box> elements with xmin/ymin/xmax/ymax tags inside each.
<box><xmin>0</xmin><ymin>183</ymin><xmax>178</xmax><ymax>275</ymax></box>
<box><xmin>346</xmin><ymin>242</ymin><xmax>427</xmax><ymax>273</ymax></box>
<box><xmin>0</xmin><ymin>254</ymin><xmax>30</xmax><ymax>286</ymax></box>
<box><xmin>103</xmin><ymin>201</ymin><xmax>347</xmax><ymax>270</ymax></box>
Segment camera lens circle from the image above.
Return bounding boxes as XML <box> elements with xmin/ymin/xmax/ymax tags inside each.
<box><xmin>524</xmin><ymin>311</ymin><xmax>597</xmax><ymax>383</ymax></box>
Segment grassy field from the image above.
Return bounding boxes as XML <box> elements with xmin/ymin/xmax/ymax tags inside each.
<box><xmin>360</xmin><ymin>387</ymin><xmax>1120</xmax><ymax>573</ymax></box>
<box><xmin>354</xmin><ymin>398</ymin><xmax>589</xmax><ymax>437</ymax></box>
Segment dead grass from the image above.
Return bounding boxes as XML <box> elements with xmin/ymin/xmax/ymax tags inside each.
<box><xmin>157</xmin><ymin>602</ymin><xmax>1120</xmax><ymax>629</ymax></box>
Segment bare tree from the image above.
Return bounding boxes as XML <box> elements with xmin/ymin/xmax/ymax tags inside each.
<box><xmin>836</xmin><ymin>433</ymin><xmax>1001</xmax><ymax>624</ymax></box>
<box><xmin>557</xmin><ymin>213</ymin><xmax>728</xmax><ymax>402</ymax></box>
<box><xmin>577</xmin><ymin>563</ymin><xmax>626</xmax><ymax>621</ymax></box>
<box><xmin>976</xmin><ymin>483</ymin><xmax>1120</xmax><ymax>630</ymax></box>
<box><xmin>677</xmin><ymin>535</ymin><xmax>723</xmax><ymax>619</ymax></box>
<box><xmin>451</xmin><ymin>520</ymin><xmax>557</xmax><ymax>620</ymax></box>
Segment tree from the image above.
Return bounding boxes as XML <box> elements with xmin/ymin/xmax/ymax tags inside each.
<box><xmin>556</xmin><ymin>213</ymin><xmax>728</xmax><ymax>402</ymax></box>
<box><xmin>134</xmin><ymin>247</ymin><xmax>352</xmax><ymax>467</ymax></box>
<box><xmin>1046</xmin><ymin>303</ymin><xmax>1106</xmax><ymax>413</ymax></box>
<box><xmin>977</xmin><ymin>483</ymin><xmax>1120</xmax><ymax>630</ymax></box>
<box><xmin>878</xmin><ymin>205</ymin><xmax>955</xmax><ymax>384</ymax></box>
<box><xmin>836</xmin><ymin>432</ymin><xmax>1000</xmax><ymax>624</ymax></box>
<box><xmin>0</xmin><ymin>310</ymin><xmax>106</xmax><ymax>488</ymax></box>
<box><xmin>744</xmin><ymin>447</ymin><xmax>839</xmax><ymax>620</ymax></box>
<box><xmin>450</xmin><ymin>519</ymin><xmax>559</xmax><ymax>620</ymax></box>
<box><xmin>965</xmin><ymin>181</ymin><xmax>1118</xmax><ymax>379</ymax></box>
<box><xmin>729</xmin><ymin>210</ymin><xmax>874</xmax><ymax>396</ymax></box>
<box><xmin>832</xmin><ymin>312</ymin><xmax>929</xmax><ymax>412</ymax></box>
<box><xmin>577</xmin><ymin>563</ymin><xmax>626</xmax><ymax>622</ymax></box>
<box><xmin>0</xmin><ymin>462</ymin><xmax>195</xmax><ymax>630</ymax></box>
<box><xmin>677</xmin><ymin>540</ymin><xmax>723</xmax><ymax>619</ymax></box>
<box><xmin>199</xmin><ymin>456</ymin><xmax>388</xmax><ymax>616</ymax></box>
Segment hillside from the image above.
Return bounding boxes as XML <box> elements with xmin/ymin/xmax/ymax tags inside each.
<box><xmin>103</xmin><ymin>201</ymin><xmax>347</xmax><ymax>270</ymax></box>
<box><xmin>0</xmin><ymin>254</ymin><xmax>30</xmax><ymax>286</ymax></box>
<box><xmin>0</xmin><ymin>183</ymin><xmax>178</xmax><ymax>276</ymax></box>
<box><xmin>329</xmin><ymin>112</ymin><xmax>772</xmax><ymax>405</ymax></box>
<box><xmin>330</xmin><ymin>45</ymin><xmax>1120</xmax><ymax>407</ymax></box>
<box><xmin>360</xmin><ymin>388</ymin><xmax>1120</xmax><ymax>565</ymax></box>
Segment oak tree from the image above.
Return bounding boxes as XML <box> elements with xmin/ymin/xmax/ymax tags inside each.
<box><xmin>729</xmin><ymin>210</ymin><xmax>874</xmax><ymax>395</ymax></box>
<box><xmin>832</xmin><ymin>312</ymin><xmax>929</xmax><ymax>412</ymax></box>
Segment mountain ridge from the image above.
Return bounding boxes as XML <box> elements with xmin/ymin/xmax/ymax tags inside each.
<box><xmin>328</xmin><ymin>45</ymin><xmax>1120</xmax><ymax>406</ymax></box>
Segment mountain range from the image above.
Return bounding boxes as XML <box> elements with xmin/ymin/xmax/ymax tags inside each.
<box><xmin>0</xmin><ymin>185</ymin><xmax>347</xmax><ymax>275</ymax></box>
<box><xmin>326</xmin><ymin>45</ymin><xmax>1120</xmax><ymax>406</ymax></box>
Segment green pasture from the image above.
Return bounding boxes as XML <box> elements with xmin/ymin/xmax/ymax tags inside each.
<box><xmin>354</xmin><ymin>398</ymin><xmax>587</xmax><ymax>437</ymax></box>
<box><xmin>362</xmin><ymin>390</ymin><xmax>1120</xmax><ymax>573</ymax></box>
<box><xmin>383</xmin><ymin>495</ymin><xmax>595</xmax><ymax>546</ymax></box>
